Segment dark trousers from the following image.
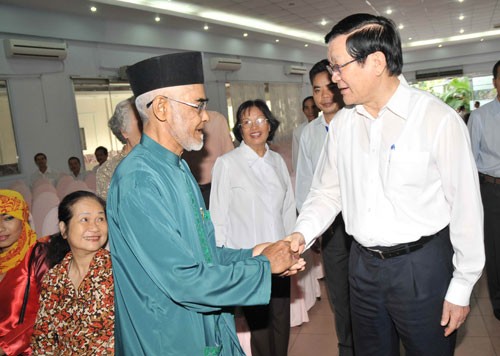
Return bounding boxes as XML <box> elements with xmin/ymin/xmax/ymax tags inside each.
<box><xmin>321</xmin><ymin>214</ymin><xmax>354</xmax><ymax>356</ymax></box>
<box><xmin>199</xmin><ymin>183</ymin><xmax>211</xmax><ymax>209</ymax></box>
<box><xmin>243</xmin><ymin>276</ymin><xmax>290</xmax><ymax>356</ymax></box>
<box><xmin>349</xmin><ymin>227</ymin><xmax>457</xmax><ymax>356</ymax></box>
<box><xmin>480</xmin><ymin>181</ymin><xmax>500</xmax><ymax>311</ymax></box>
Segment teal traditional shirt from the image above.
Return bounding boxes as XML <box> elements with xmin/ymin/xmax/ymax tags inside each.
<box><xmin>107</xmin><ymin>134</ymin><xmax>272</xmax><ymax>356</ymax></box>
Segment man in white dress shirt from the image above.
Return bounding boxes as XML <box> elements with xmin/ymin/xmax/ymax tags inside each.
<box><xmin>288</xmin><ymin>13</ymin><xmax>484</xmax><ymax>355</ymax></box>
<box><xmin>30</xmin><ymin>152</ymin><xmax>60</xmax><ymax>186</ymax></box>
<box><xmin>468</xmin><ymin>59</ymin><xmax>500</xmax><ymax>320</ymax></box>
<box><xmin>292</xmin><ymin>96</ymin><xmax>318</xmax><ymax>171</ymax></box>
<box><xmin>295</xmin><ymin>60</ymin><xmax>353</xmax><ymax>356</ymax></box>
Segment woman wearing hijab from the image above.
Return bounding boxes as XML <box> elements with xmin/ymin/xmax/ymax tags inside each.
<box><xmin>0</xmin><ymin>190</ymin><xmax>49</xmax><ymax>356</ymax></box>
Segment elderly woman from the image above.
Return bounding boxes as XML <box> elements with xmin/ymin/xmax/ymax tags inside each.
<box><xmin>96</xmin><ymin>97</ymin><xmax>143</xmax><ymax>199</ymax></box>
<box><xmin>0</xmin><ymin>190</ymin><xmax>49</xmax><ymax>356</ymax></box>
<box><xmin>210</xmin><ymin>99</ymin><xmax>296</xmax><ymax>356</ymax></box>
<box><xmin>32</xmin><ymin>191</ymin><xmax>114</xmax><ymax>354</ymax></box>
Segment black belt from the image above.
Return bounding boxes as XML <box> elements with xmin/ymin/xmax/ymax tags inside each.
<box><xmin>359</xmin><ymin>233</ymin><xmax>438</xmax><ymax>260</ymax></box>
<box><xmin>479</xmin><ymin>173</ymin><xmax>500</xmax><ymax>185</ymax></box>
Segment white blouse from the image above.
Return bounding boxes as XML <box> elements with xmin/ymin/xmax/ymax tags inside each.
<box><xmin>210</xmin><ymin>141</ymin><xmax>296</xmax><ymax>249</ymax></box>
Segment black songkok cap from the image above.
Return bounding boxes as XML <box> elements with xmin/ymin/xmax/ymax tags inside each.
<box><xmin>126</xmin><ymin>52</ymin><xmax>204</xmax><ymax>98</ymax></box>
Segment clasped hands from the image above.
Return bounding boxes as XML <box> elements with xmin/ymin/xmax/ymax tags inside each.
<box><xmin>253</xmin><ymin>232</ymin><xmax>307</xmax><ymax>276</ymax></box>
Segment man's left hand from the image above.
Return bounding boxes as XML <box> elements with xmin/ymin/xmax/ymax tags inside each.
<box><xmin>440</xmin><ymin>300</ymin><xmax>470</xmax><ymax>337</ymax></box>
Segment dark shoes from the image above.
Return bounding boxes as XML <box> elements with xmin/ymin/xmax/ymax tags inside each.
<box><xmin>494</xmin><ymin>309</ymin><xmax>500</xmax><ymax>321</ymax></box>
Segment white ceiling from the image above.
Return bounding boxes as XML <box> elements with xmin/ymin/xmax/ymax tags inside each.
<box><xmin>2</xmin><ymin>0</ymin><xmax>500</xmax><ymax>50</ymax></box>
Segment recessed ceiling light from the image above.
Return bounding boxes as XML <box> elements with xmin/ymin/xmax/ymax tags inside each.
<box><xmin>203</xmin><ymin>24</ymin><xmax>209</xmax><ymax>30</ymax></box>
<box><xmin>304</xmin><ymin>44</ymin><xmax>309</xmax><ymax>47</ymax></box>
<box><xmin>386</xmin><ymin>9</ymin><xmax>393</xmax><ymax>15</ymax></box>
<box><xmin>155</xmin><ymin>16</ymin><xmax>160</xmax><ymax>22</ymax></box>
<box><xmin>458</xmin><ymin>0</ymin><xmax>464</xmax><ymax>2</ymax></box>
<box><xmin>408</xmin><ymin>37</ymin><xmax>413</xmax><ymax>40</ymax></box>
<box><xmin>459</xmin><ymin>14</ymin><xmax>465</xmax><ymax>20</ymax></box>
<box><xmin>438</xmin><ymin>44</ymin><xmax>443</xmax><ymax>47</ymax></box>
<box><xmin>459</xmin><ymin>28</ymin><xmax>464</xmax><ymax>34</ymax></box>
<box><xmin>480</xmin><ymin>38</ymin><xmax>484</xmax><ymax>41</ymax></box>
<box><xmin>275</xmin><ymin>39</ymin><xmax>280</xmax><ymax>42</ymax></box>
<box><xmin>243</xmin><ymin>33</ymin><xmax>248</xmax><ymax>37</ymax></box>
<box><xmin>320</xmin><ymin>19</ymin><xmax>327</xmax><ymax>26</ymax></box>
<box><xmin>398</xmin><ymin>24</ymin><xmax>404</xmax><ymax>30</ymax></box>
<box><xmin>90</xmin><ymin>6</ymin><xmax>97</xmax><ymax>12</ymax></box>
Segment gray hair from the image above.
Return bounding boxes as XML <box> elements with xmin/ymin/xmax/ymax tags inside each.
<box><xmin>135</xmin><ymin>88</ymin><xmax>168</xmax><ymax>124</ymax></box>
<box><xmin>108</xmin><ymin>97</ymin><xmax>137</xmax><ymax>144</ymax></box>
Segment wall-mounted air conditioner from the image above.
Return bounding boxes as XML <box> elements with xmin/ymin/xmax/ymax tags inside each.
<box><xmin>4</xmin><ymin>39</ymin><xmax>68</xmax><ymax>60</ymax></box>
<box><xmin>210</xmin><ymin>57</ymin><xmax>242</xmax><ymax>71</ymax></box>
<box><xmin>284</xmin><ymin>65</ymin><xmax>308</xmax><ymax>75</ymax></box>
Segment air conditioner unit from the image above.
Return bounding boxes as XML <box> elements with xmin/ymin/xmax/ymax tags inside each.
<box><xmin>415</xmin><ymin>66</ymin><xmax>463</xmax><ymax>80</ymax></box>
<box><xmin>210</xmin><ymin>57</ymin><xmax>242</xmax><ymax>71</ymax></box>
<box><xmin>4</xmin><ymin>39</ymin><xmax>68</xmax><ymax>60</ymax></box>
<box><xmin>284</xmin><ymin>65</ymin><xmax>308</xmax><ymax>75</ymax></box>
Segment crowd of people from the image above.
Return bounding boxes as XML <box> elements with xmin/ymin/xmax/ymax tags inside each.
<box><xmin>1</xmin><ymin>12</ymin><xmax>499</xmax><ymax>356</ymax></box>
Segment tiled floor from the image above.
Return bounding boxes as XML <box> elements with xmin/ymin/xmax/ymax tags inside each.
<box><xmin>288</xmin><ymin>275</ymin><xmax>500</xmax><ymax>355</ymax></box>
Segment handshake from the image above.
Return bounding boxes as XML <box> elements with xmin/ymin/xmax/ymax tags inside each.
<box><xmin>252</xmin><ymin>233</ymin><xmax>307</xmax><ymax>276</ymax></box>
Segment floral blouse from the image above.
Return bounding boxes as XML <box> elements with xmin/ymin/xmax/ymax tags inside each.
<box><xmin>31</xmin><ymin>248</ymin><xmax>114</xmax><ymax>355</ymax></box>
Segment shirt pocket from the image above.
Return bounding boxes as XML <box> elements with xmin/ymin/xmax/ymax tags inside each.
<box><xmin>388</xmin><ymin>151</ymin><xmax>430</xmax><ymax>192</ymax></box>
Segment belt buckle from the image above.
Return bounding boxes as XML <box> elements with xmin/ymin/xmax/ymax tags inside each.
<box><xmin>367</xmin><ymin>248</ymin><xmax>385</xmax><ymax>260</ymax></box>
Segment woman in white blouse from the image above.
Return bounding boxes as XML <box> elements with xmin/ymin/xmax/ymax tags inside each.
<box><xmin>210</xmin><ymin>99</ymin><xmax>295</xmax><ymax>356</ymax></box>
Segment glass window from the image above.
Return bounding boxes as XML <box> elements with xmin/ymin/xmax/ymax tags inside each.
<box><xmin>72</xmin><ymin>79</ymin><xmax>133</xmax><ymax>171</ymax></box>
<box><xmin>0</xmin><ymin>80</ymin><xmax>20</xmax><ymax>176</ymax></box>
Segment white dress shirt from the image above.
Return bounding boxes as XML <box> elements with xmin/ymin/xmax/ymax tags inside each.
<box><xmin>295</xmin><ymin>83</ymin><xmax>484</xmax><ymax>306</ymax></box>
<box><xmin>292</xmin><ymin>121</ymin><xmax>307</xmax><ymax>171</ymax></box>
<box><xmin>30</xmin><ymin>167</ymin><xmax>60</xmax><ymax>186</ymax></box>
<box><xmin>467</xmin><ymin>97</ymin><xmax>500</xmax><ymax>176</ymax></box>
<box><xmin>295</xmin><ymin>114</ymin><xmax>329</xmax><ymax>211</ymax></box>
<box><xmin>210</xmin><ymin>141</ymin><xmax>296</xmax><ymax>249</ymax></box>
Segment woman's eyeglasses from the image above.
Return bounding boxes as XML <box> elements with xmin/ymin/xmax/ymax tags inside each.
<box><xmin>239</xmin><ymin>117</ymin><xmax>268</xmax><ymax>129</ymax></box>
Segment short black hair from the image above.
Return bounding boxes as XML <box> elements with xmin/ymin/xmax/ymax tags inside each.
<box><xmin>309</xmin><ymin>59</ymin><xmax>329</xmax><ymax>85</ymax></box>
<box><xmin>94</xmin><ymin>146</ymin><xmax>108</xmax><ymax>155</ymax></box>
<box><xmin>34</xmin><ymin>152</ymin><xmax>47</xmax><ymax>162</ymax></box>
<box><xmin>493</xmin><ymin>60</ymin><xmax>500</xmax><ymax>79</ymax></box>
<box><xmin>302</xmin><ymin>96</ymin><xmax>314</xmax><ymax>109</ymax></box>
<box><xmin>324</xmin><ymin>13</ymin><xmax>403</xmax><ymax>76</ymax></box>
<box><xmin>232</xmin><ymin>99</ymin><xmax>280</xmax><ymax>143</ymax></box>
<box><xmin>68</xmin><ymin>156</ymin><xmax>81</xmax><ymax>165</ymax></box>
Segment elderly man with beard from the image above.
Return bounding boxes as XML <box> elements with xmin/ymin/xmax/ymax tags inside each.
<box><xmin>107</xmin><ymin>52</ymin><xmax>305</xmax><ymax>356</ymax></box>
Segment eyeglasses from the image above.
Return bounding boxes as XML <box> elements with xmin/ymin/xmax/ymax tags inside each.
<box><xmin>326</xmin><ymin>58</ymin><xmax>359</xmax><ymax>76</ymax></box>
<box><xmin>146</xmin><ymin>95</ymin><xmax>208</xmax><ymax>114</ymax></box>
<box><xmin>239</xmin><ymin>117</ymin><xmax>268</xmax><ymax>128</ymax></box>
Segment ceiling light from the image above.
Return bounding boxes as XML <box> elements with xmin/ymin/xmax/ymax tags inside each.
<box><xmin>438</xmin><ymin>44</ymin><xmax>443</xmax><ymax>47</ymax></box>
<box><xmin>155</xmin><ymin>16</ymin><xmax>160</xmax><ymax>22</ymax></box>
<box><xmin>275</xmin><ymin>39</ymin><xmax>280</xmax><ymax>43</ymax></box>
<box><xmin>459</xmin><ymin>14</ymin><xmax>465</xmax><ymax>20</ymax></box>
<box><xmin>408</xmin><ymin>37</ymin><xmax>413</xmax><ymax>40</ymax></box>
<box><xmin>90</xmin><ymin>6</ymin><xmax>97</xmax><ymax>12</ymax></box>
<box><xmin>458</xmin><ymin>0</ymin><xmax>464</xmax><ymax>2</ymax></box>
<box><xmin>459</xmin><ymin>28</ymin><xmax>464</xmax><ymax>34</ymax></box>
<box><xmin>304</xmin><ymin>44</ymin><xmax>309</xmax><ymax>47</ymax></box>
<box><xmin>398</xmin><ymin>24</ymin><xmax>404</xmax><ymax>30</ymax></box>
<box><xmin>386</xmin><ymin>9</ymin><xmax>392</xmax><ymax>15</ymax></box>
<box><xmin>243</xmin><ymin>33</ymin><xmax>248</xmax><ymax>37</ymax></box>
<box><xmin>320</xmin><ymin>19</ymin><xmax>327</xmax><ymax>26</ymax></box>
<box><xmin>203</xmin><ymin>24</ymin><xmax>209</xmax><ymax>30</ymax></box>
<box><xmin>480</xmin><ymin>38</ymin><xmax>484</xmax><ymax>41</ymax></box>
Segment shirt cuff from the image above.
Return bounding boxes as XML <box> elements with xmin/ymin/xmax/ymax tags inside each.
<box><xmin>444</xmin><ymin>278</ymin><xmax>474</xmax><ymax>306</ymax></box>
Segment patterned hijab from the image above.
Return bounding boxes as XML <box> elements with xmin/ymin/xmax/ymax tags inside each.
<box><xmin>0</xmin><ymin>189</ymin><xmax>37</xmax><ymax>273</ymax></box>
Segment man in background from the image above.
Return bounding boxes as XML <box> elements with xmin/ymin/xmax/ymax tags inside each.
<box><xmin>93</xmin><ymin>146</ymin><xmax>108</xmax><ymax>173</ymax></box>
<box><xmin>292</xmin><ymin>96</ymin><xmax>319</xmax><ymax>171</ymax></box>
<box><xmin>183</xmin><ymin>110</ymin><xmax>234</xmax><ymax>208</ymax></box>
<box><xmin>67</xmin><ymin>156</ymin><xmax>86</xmax><ymax>181</ymax></box>
<box><xmin>295</xmin><ymin>59</ymin><xmax>353</xmax><ymax>356</ymax></box>
<box><xmin>468</xmin><ymin>59</ymin><xmax>500</xmax><ymax>320</ymax></box>
<box><xmin>30</xmin><ymin>152</ymin><xmax>60</xmax><ymax>186</ymax></box>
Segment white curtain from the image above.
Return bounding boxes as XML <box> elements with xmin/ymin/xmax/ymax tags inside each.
<box><xmin>229</xmin><ymin>82</ymin><xmax>266</xmax><ymax>127</ymax></box>
<box><xmin>268</xmin><ymin>83</ymin><xmax>302</xmax><ymax>174</ymax></box>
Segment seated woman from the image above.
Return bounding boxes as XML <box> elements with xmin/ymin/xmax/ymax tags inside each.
<box><xmin>0</xmin><ymin>190</ymin><xmax>49</xmax><ymax>356</ymax></box>
<box><xmin>210</xmin><ymin>100</ymin><xmax>296</xmax><ymax>356</ymax></box>
<box><xmin>31</xmin><ymin>191</ymin><xmax>114</xmax><ymax>354</ymax></box>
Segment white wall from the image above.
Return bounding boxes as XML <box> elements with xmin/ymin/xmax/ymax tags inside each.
<box><xmin>0</xmin><ymin>3</ymin><xmax>499</xmax><ymax>188</ymax></box>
